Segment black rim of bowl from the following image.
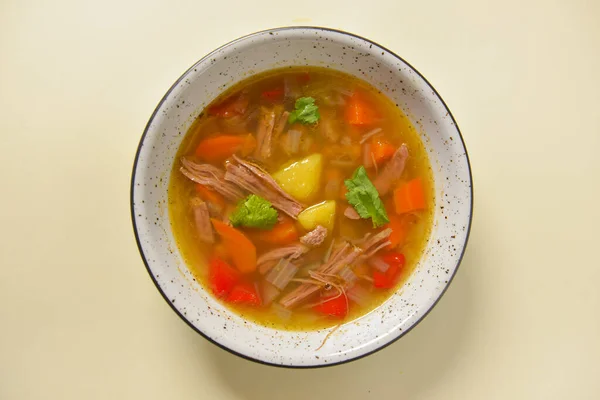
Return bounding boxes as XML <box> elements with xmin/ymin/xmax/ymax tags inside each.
<box><xmin>130</xmin><ymin>26</ymin><xmax>474</xmax><ymax>369</ymax></box>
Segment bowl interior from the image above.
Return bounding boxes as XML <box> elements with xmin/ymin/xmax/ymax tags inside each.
<box><xmin>131</xmin><ymin>27</ymin><xmax>472</xmax><ymax>367</ymax></box>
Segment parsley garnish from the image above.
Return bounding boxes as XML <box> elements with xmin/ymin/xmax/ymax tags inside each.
<box><xmin>229</xmin><ymin>195</ymin><xmax>278</xmax><ymax>229</ymax></box>
<box><xmin>288</xmin><ymin>97</ymin><xmax>320</xmax><ymax>125</ymax></box>
<box><xmin>344</xmin><ymin>166</ymin><xmax>389</xmax><ymax>228</ymax></box>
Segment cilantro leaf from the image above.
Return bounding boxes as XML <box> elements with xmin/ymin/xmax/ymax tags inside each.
<box><xmin>229</xmin><ymin>195</ymin><xmax>278</xmax><ymax>229</ymax></box>
<box><xmin>288</xmin><ymin>97</ymin><xmax>320</xmax><ymax>125</ymax></box>
<box><xmin>344</xmin><ymin>166</ymin><xmax>389</xmax><ymax>228</ymax></box>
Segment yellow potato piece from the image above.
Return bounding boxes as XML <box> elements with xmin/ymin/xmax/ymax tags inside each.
<box><xmin>297</xmin><ymin>200</ymin><xmax>336</xmax><ymax>232</ymax></box>
<box><xmin>273</xmin><ymin>154</ymin><xmax>322</xmax><ymax>202</ymax></box>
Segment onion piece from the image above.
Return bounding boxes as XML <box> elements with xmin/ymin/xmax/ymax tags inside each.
<box><xmin>284</xmin><ymin>130</ymin><xmax>302</xmax><ymax>154</ymax></box>
<box><xmin>284</xmin><ymin>76</ymin><xmax>300</xmax><ymax>99</ymax></box>
<box><xmin>323</xmin><ymin>239</ymin><xmax>335</xmax><ymax>263</ymax></box>
<box><xmin>368</xmin><ymin>256</ymin><xmax>390</xmax><ymax>272</ymax></box>
<box><xmin>301</xmin><ymin>135</ymin><xmax>313</xmax><ymax>153</ymax></box>
<box><xmin>271</xmin><ymin>303</ymin><xmax>292</xmax><ymax>320</ymax></box>
<box><xmin>339</xmin><ymin>266</ymin><xmax>358</xmax><ymax>285</ymax></box>
<box><xmin>260</xmin><ymin>281</ymin><xmax>281</xmax><ymax>305</ymax></box>
<box><xmin>265</xmin><ymin>259</ymin><xmax>298</xmax><ymax>290</ymax></box>
<box><xmin>347</xmin><ymin>285</ymin><xmax>369</xmax><ymax>306</ymax></box>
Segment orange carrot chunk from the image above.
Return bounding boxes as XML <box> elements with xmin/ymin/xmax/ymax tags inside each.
<box><xmin>393</xmin><ymin>178</ymin><xmax>427</xmax><ymax>214</ymax></box>
<box><xmin>345</xmin><ymin>92</ymin><xmax>378</xmax><ymax>125</ymax></box>
<box><xmin>195</xmin><ymin>184</ymin><xmax>226</xmax><ymax>211</ymax></box>
<box><xmin>256</xmin><ymin>217</ymin><xmax>299</xmax><ymax>245</ymax></box>
<box><xmin>370</xmin><ymin>137</ymin><xmax>396</xmax><ymax>165</ymax></box>
<box><xmin>211</xmin><ymin>219</ymin><xmax>257</xmax><ymax>273</ymax></box>
<box><xmin>385</xmin><ymin>214</ymin><xmax>409</xmax><ymax>249</ymax></box>
<box><xmin>195</xmin><ymin>134</ymin><xmax>256</xmax><ymax>163</ymax></box>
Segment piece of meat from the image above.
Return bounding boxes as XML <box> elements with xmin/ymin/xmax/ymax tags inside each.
<box><xmin>360</xmin><ymin>228</ymin><xmax>393</xmax><ymax>258</ymax></box>
<box><xmin>254</xmin><ymin>107</ymin><xmax>276</xmax><ymax>161</ymax></box>
<box><xmin>257</xmin><ymin>244</ymin><xmax>309</xmax><ymax>274</ymax></box>
<box><xmin>189</xmin><ymin>197</ymin><xmax>214</xmax><ymax>243</ymax></box>
<box><xmin>279</xmin><ymin>229</ymin><xmax>392</xmax><ymax>309</ymax></box>
<box><xmin>279</xmin><ymin>245</ymin><xmax>363</xmax><ymax>308</ymax></box>
<box><xmin>344</xmin><ymin>207</ymin><xmax>360</xmax><ymax>220</ymax></box>
<box><xmin>273</xmin><ymin>111</ymin><xmax>289</xmax><ymax>140</ymax></box>
<box><xmin>180</xmin><ymin>158</ymin><xmax>245</xmax><ymax>201</ymax></box>
<box><xmin>300</xmin><ymin>226</ymin><xmax>328</xmax><ymax>247</ymax></box>
<box><xmin>224</xmin><ymin>155</ymin><xmax>304</xmax><ymax>218</ymax></box>
<box><xmin>373</xmin><ymin>144</ymin><xmax>409</xmax><ymax>196</ymax></box>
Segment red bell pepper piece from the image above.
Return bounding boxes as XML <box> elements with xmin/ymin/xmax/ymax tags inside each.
<box><xmin>226</xmin><ymin>282</ymin><xmax>262</xmax><ymax>306</ymax></box>
<box><xmin>207</xmin><ymin>93</ymin><xmax>249</xmax><ymax>117</ymax></box>
<box><xmin>261</xmin><ymin>86</ymin><xmax>284</xmax><ymax>102</ymax></box>
<box><xmin>373</xmin><ymin>252</ymin><xmax>406</xmax><ymax>289</ymax></box>
<box><xmin>313</xmin><ymin>295</ymin><xmax>348</xmax><ymax>318</ymax></box>
<box><xmin>209</xmin><ymin>258</ymin><xmax>240</xmax><ymax>298</ymax></box>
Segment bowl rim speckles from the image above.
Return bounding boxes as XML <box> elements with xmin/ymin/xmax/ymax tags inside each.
<box><xmin>131</xmin><ymin>26</ymin><xmax>473</xmax><ymax>368</ymax></box>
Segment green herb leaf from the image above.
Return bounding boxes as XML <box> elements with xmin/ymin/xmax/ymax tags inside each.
<box><xmin>229</xmin><ymin>195</ymin><xmax>279</xmax><ymax>229</ymax></box>
<box><xmin>344</xmin><ymin>166</ymin><xmax>389</xmax><ymax>228</ymax></box>
<box><xmin>288</xmin><ymin>97</ymin><xmax>320</xmax><ymax>125</ymax></box>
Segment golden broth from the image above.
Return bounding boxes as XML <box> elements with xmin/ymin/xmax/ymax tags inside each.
<box><xmin>168</xmin><ymin>67</ymin><xmax>434</xmax><ymax>330</ymax></box>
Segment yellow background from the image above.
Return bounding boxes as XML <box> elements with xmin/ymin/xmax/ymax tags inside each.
<box><xmin>1</xmin><ymin>0</ymin><xmax>599</xmax><ymax>399</ymax></box>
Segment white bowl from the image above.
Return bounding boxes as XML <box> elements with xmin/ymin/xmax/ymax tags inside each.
<box><xmin>131</xmin><ymin>27</ymin><xmax>473</xmax><ymax>367</ymax></box>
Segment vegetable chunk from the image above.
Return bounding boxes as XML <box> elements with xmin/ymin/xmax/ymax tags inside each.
<box><xmin>273</xmin><ymin>154</ymin><xmax>323</xmax><ymax>202</ymax></box>
<box><xmin>297</xmin><ymin>200</ymin><xmax>336</xmax><ymax>231</ymax></box>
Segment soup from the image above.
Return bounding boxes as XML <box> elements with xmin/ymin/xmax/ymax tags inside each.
<box><xmin>169</xmin><ymin>67</ymin><xmax>434</xmax><ymax>331</ymax></box>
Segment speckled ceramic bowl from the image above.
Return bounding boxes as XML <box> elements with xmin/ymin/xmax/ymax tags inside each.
<box><xmin>131</xmin><ymin>27</ymin><xmax>472</xmax><ymax>367</ymax></box>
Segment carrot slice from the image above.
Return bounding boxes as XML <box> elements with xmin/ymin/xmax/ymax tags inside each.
<box><xmin>211</xmin><ymin>219</ymin><xmax>257</xmax><ymax>273</ymax></box>
<box><xmin>393</xmin><ymin>178</ymin><xmax>427</xmax><ymax>214</ymax></box>
<box><xmin>195</xmin><ymin>184</ymin><xmax>226</xmax><ymax>211</ymax></box>
<box><xmin>195</xmin><ymin>134</ymin><xmax>256</xmax><ymax>163</ymax></box>
<box><xmin>256</xmin><ymin>217</ymin><xmax>299</xmax><ymax>245</ymax></box>
<box><xmin>370</xmin><ymin>137</ymin><xmax>396</xmax><ymax>165</ymax></box>
<box><xmin>345</xmin><ymin>92</ymin><xmax>378</xmax><ymax>125</ymax></box>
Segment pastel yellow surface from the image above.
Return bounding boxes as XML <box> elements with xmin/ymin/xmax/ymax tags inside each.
<box><xmin>1</xmin><ymin>1</ymin><xmax>599</xmax><ymax>399</ymax></box>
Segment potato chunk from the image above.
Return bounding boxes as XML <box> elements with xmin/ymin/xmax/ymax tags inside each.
<box><xmin>273</xmin><ymin>154</ymin><xmax>323</xmax><ymax>202</ymax></box>
<box><xmin>297</xmin><ymin>200</ymin><xmax>336</xmax><ymax>232</ymax></box>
